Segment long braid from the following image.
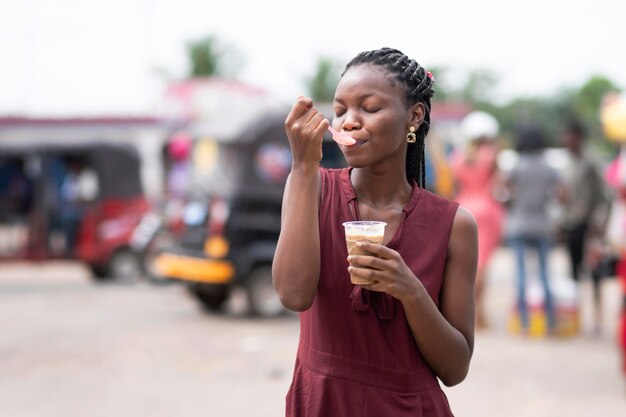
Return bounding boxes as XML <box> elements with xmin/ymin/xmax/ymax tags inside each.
<box><xmin>342</xmin><ymin>48</ymin><xmax>435</xmax><ymax>187</ymax></box>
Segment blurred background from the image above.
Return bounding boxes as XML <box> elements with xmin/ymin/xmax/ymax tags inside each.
<box><xmin>1</xmin><ymin>1</ymin><xmax>626</xmax><ymax>416</ymax></box>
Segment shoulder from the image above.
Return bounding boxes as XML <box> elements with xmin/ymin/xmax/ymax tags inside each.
<box><xmin>415</xmin><ymin>190</ymin><xmax>462</xmax><ymax>237</ymax></box>
<box><xmin>452</xmin><ymin>206</ymin><xmax>478</xmax><ymax>236</ymax></box>
<box><xmin>448</xmin><ymin>206</ymin><xmax>478</xmax><ymax>255</ymax></box>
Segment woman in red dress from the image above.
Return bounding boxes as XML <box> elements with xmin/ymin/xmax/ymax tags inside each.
<box><xmin>450</xmin><ymin>111</ymin><xmax>505</xmax><ymax>329</ymax></box>
<box><xmin>273</xmin><ymin>47</ymin><xmax>478</xmax><ymax>416</ymax></box>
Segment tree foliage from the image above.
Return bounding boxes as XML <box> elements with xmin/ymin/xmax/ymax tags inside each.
<box><xmin>306</xmin><ymin>57</ymin><xmax>342</xmax><ymax>102</ymax></box>
<box><xmin>186</xmin><ymin>35</ymin><xmax>243</xmax><ymax>78</ymax></box>
<box><xmin>432</xmin><ymin>66</ymin><xmax>623</xmax><ymax>148</ymax></box>
<box><xmin>574</xmin><ymin>75</ymin><xmax>621</xmax><ymax>118</ymax></box>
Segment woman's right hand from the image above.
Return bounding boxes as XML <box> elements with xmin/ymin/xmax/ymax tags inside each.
<box><xmin>284</xmin><ymin>96</ymin><xmax>329</xmax><ymax>172</ymax></box>
<box><xmin>274</xmin><ymin>97</ymin><xmax>326</xmax><ymax>311</ymax></box>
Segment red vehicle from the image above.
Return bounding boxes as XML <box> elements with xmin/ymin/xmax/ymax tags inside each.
<box><xmin>0</xmin><ymin>141</ymin><xmax>150</xmax><ymax>280</ymax></box>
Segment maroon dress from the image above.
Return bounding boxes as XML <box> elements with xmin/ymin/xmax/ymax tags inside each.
<box><xmin>285</xmin><ymin>168</ymin><xmax>460</xmax><ymax>417</ymax></box>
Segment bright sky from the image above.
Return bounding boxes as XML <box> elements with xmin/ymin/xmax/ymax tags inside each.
<box><xmin>1</xmin><ymin>0</ymin><xmax>624</xmax><ymax>116</ymax></box>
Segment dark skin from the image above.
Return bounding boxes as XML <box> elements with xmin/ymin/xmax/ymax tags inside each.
<box><xmin>562</xmin><ymin>128</ymin><xmax>583</xmax><ymax>157</ymax></box>
<box><xmin>273</xmin><ymin>64</ymin><xmax>478</xmax><ymax>387</ymax></box>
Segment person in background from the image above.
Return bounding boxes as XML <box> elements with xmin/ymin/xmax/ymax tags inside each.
<box><xmin>450</xmin><ymin>111</ymin><xmax>506</xmax><ymax>329</ymax></box>
<box><xmin>599</xmin><ymin>93</ymin><xmax>626</xmax><ymax>379</ymax></box>
<box><xmin>57</xmin><ymin>156</ymin><xmax>98</xmax><ymax>256</ymax></box>
<box><xmin>274</xmin><ymin>47</ymin><xmax>478</xmax><ymax>417</ymax></box>
<box><xmin>0</xmin><ymin>157</ymin><xmax>33</xmax><ymax>219</ymax></box>
<box><xmin>0</xmin><ymin>157</ymin><xmax>33</xmax><ymax>256</ymax></box>
<box><xmin>505</xmin><ymin>125</ymin><xmax>560</xmax><ymax>335</ymax></box>
<box><xmin>163</xmin><ymin>132</ymin><xmax>193</xmax><ymax>234</ymax></box>
<box><xmin>558</xmin><ymin>117</ymin><xmax>611</xmax><ymax>335</ymax></box>
<box><xmin>166</xmin><ymin>132</ymin><xmax>193</xmax><ymax>201</ymax></box>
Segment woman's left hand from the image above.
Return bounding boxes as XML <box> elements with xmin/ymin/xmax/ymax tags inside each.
<box><xmin>347</xmin><ymin>242</ymin><xmax>420</xmax><ymax>302</ymax></box>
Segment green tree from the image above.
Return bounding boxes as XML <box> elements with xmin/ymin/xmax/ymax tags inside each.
<box><xmin>460</xmin><ymin>69</ymin><xmax>500</xmax><ymax>107</ymax></box>
<box><xmin>429</xmin><ymin>67</ymin><xmax>499</xmax><ymax>106</ymax></box>
<box><xmin>305</xmin><ymin>57</ymin><xmax>342</xmax><ymax>102</ymax></box>
<box><xmin>558</xmin><ymin>75</ymin><xmax>622</xmax><ymax>155</ymax></box>
<box><xmin>186</xmin><ymin>35</ymin><xmax>243</xmax><ymax>78</ymax></box>
<box><xmin>494</xmin><ymin>97</ymin><xmax>566</xmax><ymax>146</ymax></box>
<box><xmin>574</xmin><ymin>75</ymin><xmax>621</xmax><ymax>118</ymax></box>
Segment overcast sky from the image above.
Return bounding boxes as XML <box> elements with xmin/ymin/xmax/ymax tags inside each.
<box><xmin>1</xmin><ymin>0</ymin><xmax>624</xmax><ymax>116</ymax></box>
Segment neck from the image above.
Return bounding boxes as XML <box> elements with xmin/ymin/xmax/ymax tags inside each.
<box><xmin>350</xmin><ymin>167</ymin><xmax>412</xmax><ymax>208</ymax></box>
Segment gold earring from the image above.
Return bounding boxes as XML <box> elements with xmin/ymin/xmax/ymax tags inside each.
<box><xmin>407</xmin><ymin>126</ymin><xmax>417</xmax><ymax>143</ymax></box>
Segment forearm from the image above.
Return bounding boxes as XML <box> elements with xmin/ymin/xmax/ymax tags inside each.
<box><xmin>272</xmin><ymin>168</ymin><xmax>321</xmax><ymax>311</ymax></box>
<box><xmin>402</xmin><ymin>284</ymin><xmax>473</xmax><ymax>386</ymax></box>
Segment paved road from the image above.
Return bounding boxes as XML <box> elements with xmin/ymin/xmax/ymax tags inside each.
<box><xmin>0</xmin><ymin>247</ymin><xmax>624</xmax><ymax>417</ymax></box>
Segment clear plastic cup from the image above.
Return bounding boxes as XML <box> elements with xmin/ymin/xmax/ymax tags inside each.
<box><xmin>342</xmin><ymin>221</ymin><xmax>387</xmax><ymax>285</ymax></box>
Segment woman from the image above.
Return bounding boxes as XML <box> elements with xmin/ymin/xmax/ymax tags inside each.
<box><xmin>505</xmin><ymin>125</ymin><xmax>559</xmax><ymax>335</ymax></box>
<box><xmin>273</xmin><ymin>47</ymin><xmax>478</xmax><ymax>417</ymax></box>
<box><xmin>451</xmin><ymin>111</ymin><xmax>506</xmax><ymax>329</ymax></box>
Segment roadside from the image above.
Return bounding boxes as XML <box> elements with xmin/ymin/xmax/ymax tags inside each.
<box><xmin>0</xmin><ymin>246</ymin><xmax>624</xmax><ymax>417</ymax></box>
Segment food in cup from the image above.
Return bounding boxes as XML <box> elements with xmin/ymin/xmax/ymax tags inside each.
<box><xmin>342</xmin><ymin>221</ymin><xmax>386</xmax><ymax>285</ymax></box>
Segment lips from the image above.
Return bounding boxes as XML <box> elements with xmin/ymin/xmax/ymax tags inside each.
<box><xmin>344</xmin><ymin>139</ymin><xmax>366</xmax><ymax>149</ymax></box>
<box><xmin>346</xmin><ymin>134</ymin><xmax>366</xmax><ymax>142</ymax></box>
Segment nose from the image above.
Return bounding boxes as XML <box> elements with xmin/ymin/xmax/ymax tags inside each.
<box><xmin>340</xmin><ymin>110</ymin><xmax>361</xmax><ymax>132</ymax></box>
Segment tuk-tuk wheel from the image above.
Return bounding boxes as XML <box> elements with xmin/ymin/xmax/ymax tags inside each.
<box><xmin>188</xmin><ymin>284</ymin><xmax>230</xmax><ymax>312</ymax></box>
<box><xmin>107</xmin><ymin>248</ymin><xmax>142</xmax><ymax>283</ymax></box>
<box><xmin>88</xmin><ymin>264</ymin><xmax>113</xmax><ymax>281</ymax></box>
<box><xmin>246</xmin><ymin>265</ymin><xmax>285</xmax><ymax>318</ymax></box>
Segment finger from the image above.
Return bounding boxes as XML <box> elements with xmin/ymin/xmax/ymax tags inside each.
<box><xmin>303</xmin><ymin>113</ymin><xmax>327</xmax><ymax>140</ymax></box>
<box><xmin>347</xmin><ymin>254</ymin><xmax>384</xmax><ymax>270</ymax></box>
<box><xmin>355</xmin><ymin>242</ymin><xmax>394</xmax><ymax>259</ymax></box>
<box><xmin>348</xmin><ymin>265</ymin><xmax>378</xmax><ymax>282</ymax></box>
<box><xmin>303</xmin><ymin>108</ymin><xmax>324</xmax><ymax>126</ymax></box>
<box><xmin>285</xmin><ymin>96</ymin><xmax>314</xmax><ymax>125</ymax></box>
<box><xmin>313</xmin><ymin>117</ymin><xmax>330</xmax><ymax>137</ymax></box>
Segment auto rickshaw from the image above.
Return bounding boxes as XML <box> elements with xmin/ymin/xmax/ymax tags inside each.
<box><xmin>152</xmin><ymin>108</ymin><xmax>346</xmax><ymax>316</ymax></box>
<box><xmin>0</xmin><ymin>141</ymin><xmax>150</xmax><ymax>280</ymax></box>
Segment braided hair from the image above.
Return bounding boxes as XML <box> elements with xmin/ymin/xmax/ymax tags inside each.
<box><xmin>342</xmin><ymin>47</ymin><xmax>435</xmax><ymax>187</ymax></box>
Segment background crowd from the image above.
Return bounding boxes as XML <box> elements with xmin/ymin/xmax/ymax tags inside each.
<box><xmin>442</xmin><ymin>96</ymin><xmax>626</xmax><ymax>378</ymax></box>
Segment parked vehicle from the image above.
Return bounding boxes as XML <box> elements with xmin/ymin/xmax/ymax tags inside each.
<box><xmin>0</xmin><ymin>141</ymin><xmax>150</xmax><ymax>280</ymax></box>
<box><xmin>152</xmin><ymin>109</ymin><xmax>346</xmax><ymax>316</ymax></box>
<box><xmin>130</xmin><ymin>199</ymin><xmax>188</xmax><ymax>284</ymax></box>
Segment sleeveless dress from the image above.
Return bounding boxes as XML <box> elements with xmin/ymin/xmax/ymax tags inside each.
<box><xmin>285</xmin><ymin>167</ymin><xmax>460</xmax><ymax>417</ymax></box>
<box><xmin>450</xmin><ymin>145</ymin><xmax>504</xmax><ymax>270</ymax></box>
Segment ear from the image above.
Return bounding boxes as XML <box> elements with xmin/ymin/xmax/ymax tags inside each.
<box><xmin>408</xmin><ymin>102</ymin><xmax>425</xmax><ymax>130</ymax></box>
